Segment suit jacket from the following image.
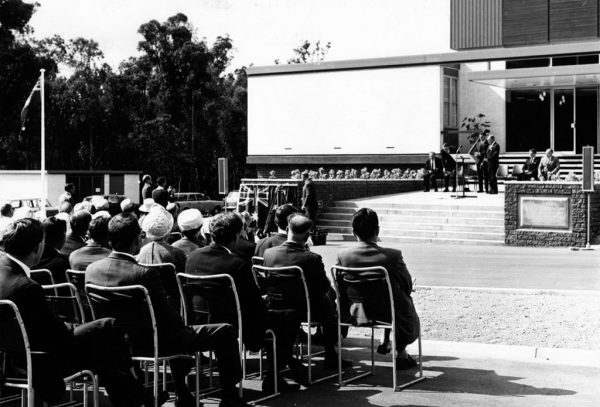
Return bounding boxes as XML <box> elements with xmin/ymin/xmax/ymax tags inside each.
<box><xmin>85</xmin><ymin>252</ymin><xmax>185</xmax><ymax>347</ymax></box>
<box><xmin>254</xmin><ymin>233</ymin><xmax>287</xmax><ymax>258</ymax></box>
<box><xmin>336</xmin><ymin>241</ymin><xmax>419</xmax><ymax>344</ymax></box>
<box><xmin>440</xmin><ymin>150</ymin><xmax>456</xmax><ymax>172</ymax></box>
<box><xmin>185</xmin><ymin>243</ymin><xmax>266</xmax><ymax>350</ymax></box>
<box><xmin>0</xmin><ymin>254</ymin><xmax>74</xmax><ymax>401</ymax></box>
<box><xmin>425</xmin><ymin>157</ymin><xmax>443</xmax><ymax>175</ymax></box>
<box><xmin>262</xmin><ymin>241</ymin><xmax>332</xmax><ymax>310</ymax></box>
<box><xmin>522</xmin><ymin>157</ymin><xmax>540</xmax><ymax>175</ymax></box>
<box><xmin>476</xmin><ymin>139</ymin><xmax>489</xmax><ymax>163</ymax></box>
<box><xmin>302</xmin><ymin>179</ymin><xmax>317</xmax><ymax>209</ymax></box>
<box><xmin>35</xmin><ymin>245</ymin><xmax>69</xmax><ymax>283</ymax></box>
<box><xmin>69</xmin><ymin>242</ymin><xmax>111</xmax><ymax>271</ymax></box>
<box><xmin>60</xmin><ymin>233</ymin><xmax>86</xmax><ymax>257</ymax></box>
<box><xmin>486</xmin><ymin>142</ymin><xmax>500</xmax><ymax>168</ymax></box>
<box><xmin>539</xmin><ymin>155</ymin><xmax>560</xmax><ymax>176</ymax></box>
<box><xmin>232</xmin><ymin>237</ymin><xmax>256</xmax><ymax>262</ymax></box>
<box><xmin>172</xmin><ymin>236</ymin><xmax>206</xmax><ymax>257</ymax></box>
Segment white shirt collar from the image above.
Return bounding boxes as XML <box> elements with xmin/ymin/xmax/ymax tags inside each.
<box><xmin>6</xmin><ymin>253</ymin><xmax>31</xmax><ymax>277</ymax></box>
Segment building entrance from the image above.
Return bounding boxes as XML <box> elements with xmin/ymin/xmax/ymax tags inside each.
<box><xmin>506</xmin><ymin>87</ymin><xmax>598</xmax><ymax>153</ymax></box>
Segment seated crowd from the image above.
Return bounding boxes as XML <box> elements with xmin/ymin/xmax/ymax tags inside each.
<box><xmin>0</xmin><ymin>194</ymin><xmax>421</xmax><ymax>406</ymax></box>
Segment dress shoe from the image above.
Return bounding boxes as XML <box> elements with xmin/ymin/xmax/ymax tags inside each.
<box><xmin>423</xmin><ymin>189</ymin><xmax>430</xmax><ymax>192</ymax></box>
<box><xmin>395</xmin><ymin>354</ymin><xmax>418</xmax><ymax>370</ymax></box>
<box><xmin>477</xmin><ymin>189</ymin><xmax>484</xmax><ymax>193</ymax></box>
<box><xmin>376</xmin><ymin>342</ymin><xmax>392</xmax><ymax>355</ymax></box>
<box><xmin>219</xmin><ymin>395</ymin><xmax>249</xmax><ymax>407</ymax></box>
<box><xmin>262</xmin><ymin>377</ymin><xmax>301</xmax><ymax>394</ymax></box>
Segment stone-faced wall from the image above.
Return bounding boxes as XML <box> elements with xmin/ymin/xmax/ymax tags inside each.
<box><xmin>240</xmin><ymin>178</ymin><xmax>422</xmax><ymax>210</ymax></box>
<box><xmin>505</xmin><ymin>182</ymin><xmax>600</xmax><ymax>247</ymax></box>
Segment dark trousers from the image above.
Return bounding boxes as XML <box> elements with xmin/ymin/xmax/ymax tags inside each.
<box><xmin>164</xmin><ymin>323</ymin><xmax>242</xmax><ymax>398</ymax></box>
<box><xmin>443</xmin><ymin>170</ymin><xmax>456</xmax><ymax>191</ymax></box>
<box><xmin>488</xmin><ymin>163</ymin><xmax>498</xmax><ymax>194</ymax></box>
<box><xmin>423</xmin><ymin>171</ymin><xmax>442</xmax><ymax>191</ymax></box>
<box><xmin>477</xmin><ymin>161</ymin><xmax>489</xmax><ymax>192</ymax></box>
<box><xmin>33</xmin><ymin>318</ymin><xmax>145</xmax><ymax>406</ymax></box>
<box><xmin>517</xmin><ymin>171</ymin><xmax>538</xmax><ymax>181</ymax></box>
<box><xmin>304</xmin><ymin>205</ymin><xmax>318</xmax><ymax>223</ymax></box>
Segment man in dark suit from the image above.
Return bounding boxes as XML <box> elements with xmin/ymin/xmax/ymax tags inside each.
<box><xmin>440</xmin><ymin>143</ymin><xmax>457</xmax><ymax>193</ymax></box>
<box><xmin>475</xmin><ymin>133</ymin><xmax>490</xmax><ymax>193</ymax></box>
<box><xmin>335</xmin><ymin>208</ymin><xmax>420</xmax><ymax>369</ymax></box>
<box><xmin>301</xmin><ymin>171</ymin><xmax>318</xmax><ymax>222</ymax></box>
<box><xmin>255</xmin><ymin>204</ymin><xmax>298</xmax><ymax>258</ymax></box>
<box><xmin>486</xmin><ymin>135</ymin><xmax>500</xmax><ymax>194</ymax></box>
<box><xmin>152</xmin><ymin>177</ymin><xmax>171</xmax><ymax>208</ymax></box>
<box><xmin>60</xmin><ymin>210</ymin><xmax>91</xmax><ymax>257</ymax></box>
<box><xmin>86</xmin><ymin>213</ymin><xmax>246</xmax><ymax>407</ymax></box>
<box><xmin>34</xmin><ymin>216</ymin><xmax>70</xmax><ymax>284</ymax></box>
<box><xmin>186</xmin><ymin>212</ymin><xmax>300</xmax><ymax>393</ymax></box>
<box><xmin>0</xmin><ymin>218</ymin><xmax>153</xmax><ymax>406</ymax></box>
<box><xmin>518</xmin><ymin>149</ymin><xmax>540</xmax><ymax>181</ymax></box>
<box><xmin>423</xmin><ymin>152</ymin><xmax>443</xmax><ymax>192</ymax></box>
<box><xmin>262</xmin><ymin>213</ymin><xmax>351</xmax><ymax>370</ymax></box>
<box><xmin>69</xmin><ymin>216</ymin><xmax>111</xmax><ymax>271</ymax></box>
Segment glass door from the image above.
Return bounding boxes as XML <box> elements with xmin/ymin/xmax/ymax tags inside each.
<box><xmin>553</xmin><ymin>88</ymin><xmax>575</xmax><ymax>152</ymax></box>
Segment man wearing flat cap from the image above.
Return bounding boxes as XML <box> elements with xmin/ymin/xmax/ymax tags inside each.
<box><xmin>172</xmin><ymin>208</ymin><xmax>206</xmax><ymax>257</ymax></box>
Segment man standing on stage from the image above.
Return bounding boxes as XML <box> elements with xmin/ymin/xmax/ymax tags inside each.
<box><xmin>486</xmin><ymin>135</ymin><xmax>500</xmax><ymax>194</ymax></box>
<box><xmin>440</xmin><ymin>143</ymin><xmax>456</xmax><ymax>193</ymax></box>
<box><xmin>301</xmin><ymin>170</ymin><xmax>318</xmax><ymax>222</ymax></box>
<box><xmin>475</xmin><ymin>133</ymin><xmax>489</xmax><ymax>193</ymax></box>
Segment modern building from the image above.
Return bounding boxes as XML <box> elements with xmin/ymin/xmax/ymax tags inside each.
<box><xmin>247</xmin><ymin>0</ymin><xmax>600</xmax><ymax>176</ymax></box>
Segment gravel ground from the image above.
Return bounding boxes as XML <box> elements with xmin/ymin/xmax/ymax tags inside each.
<box><xmin>351</xmin><ymin>287</ymin><xmax>600</xmax><ymax>350</ymax></box>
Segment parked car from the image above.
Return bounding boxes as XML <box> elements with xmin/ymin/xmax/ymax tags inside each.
<box><xmin>174</xmin><ymin>192</ymin><xmax>223</xmax><ymax>215</ymax></box>
<box><xmin>224</xmin><ymin>190</ymin><xmax>240</xmax><ymax>211</ymax></box>
<box><xmin>84</xmin><ymin>194</ymin><xmax>129</xmax><ymax>216</ymax></box>
<box><xmin>8</xmin><ymin>198</ymin><xmax>58</xmax><ymax>217</ymax></box>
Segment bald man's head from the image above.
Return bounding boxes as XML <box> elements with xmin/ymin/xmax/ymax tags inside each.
<box><xmin>287</xmin><ymin>213</ymin><xmax>313</xmax><ymax>244</ymax></box>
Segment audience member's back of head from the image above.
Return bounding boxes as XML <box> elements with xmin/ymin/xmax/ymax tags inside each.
<box><xmin>108</xmin><ymin>213</ymin><xmax>140</xmax><ymax>253</ymax></box>
<box><xmin>287</xmin><ymin>213</ymin><xmax>313</xmax><ymax>239</ymax></box>
<box><xmin>157</xmin><ymin>176</ymin><xmax>166</xmax><ymax>187</ymax></box>
<box><xmin>3</xmin><ymin>218</ymin><xmax>44</xmax><ymax>259</ymax></box>
<box><xmin>275</xmin><ymin>204</ymin><xmax>298</xmax><ymax>230</ymax></box>
<box><xmin>1</xmin><ymin>203</ymin><xmax>13</xmax><ymax>217</ymax></box>
<box><xmin>352</xmin><ymin>208</ymin><xmax>379</xmax><ymax>242</ymax></box>
<box><xmin>89</xmin><ymin>216</ymin><xmax>110</xmax><ymax>245</ymax></box>
<box><xmin>42</xmin><ymin>216</ymin><xmax>67</xmax><ymax>250</ymax></box>
<box><xmin>210</xmin><ymin>212</ymin><xmax>243</xmax><ymax>246</ymax></box>
<box><xmin>59</xmin><ymin>202</ymin><xmax>73</xmax><ymax>214</ymax></box>
<box><xmin>70</xmin><ymin>210</ymin><xmax>92</xmax><ymax>237</ymax></box>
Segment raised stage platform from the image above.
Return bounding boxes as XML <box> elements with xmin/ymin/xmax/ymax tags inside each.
<box><xmin>318</xmin><ymin>190</ymin><xmax>506</xmax><ymax>246</ymax></box>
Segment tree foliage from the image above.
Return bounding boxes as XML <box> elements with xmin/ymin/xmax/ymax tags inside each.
<box><xmin>275</xmin><ymin>39</ymin><xmax>331</xmax><ymax>64</ymax></box>
<box><xmin>1</xmin><ymin>5</ymin><xmax>248</xmax><ymax>196</ymax></box>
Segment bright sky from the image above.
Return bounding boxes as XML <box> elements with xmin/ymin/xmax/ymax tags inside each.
<box><xmin>30</xmin><ymin>0</ymin><xmax>451</xmax><ymax>71</ymax></box>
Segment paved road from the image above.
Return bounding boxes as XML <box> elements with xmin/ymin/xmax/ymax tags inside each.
<box><xmin>312</xmin><ymin>241</ymin><xmax>600</xmax><ymax>291</ymax></box>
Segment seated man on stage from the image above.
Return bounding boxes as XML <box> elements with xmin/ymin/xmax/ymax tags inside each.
<box><xmin>335</xmin><ymin>208</ymin><xmax>420</xmax><ymax>369</ymax></box>
<box><xmin>539</xmin><ymin>149</ymin><xmax>560</xmax><ymax>181</ymax></box>
<box><xmin>518</xmin><ymin>149</ymin><xmax>540</xmax><ymax>181</ymax></box>
<box><xmin>440</xmin><ymin>143</ymin><xmax>456</xmax><ymax>193</ymax></box>
<box><xmin>423</xmin><ymin>151</ymin><xmax>443</xmax><ymax>192</ymax></box>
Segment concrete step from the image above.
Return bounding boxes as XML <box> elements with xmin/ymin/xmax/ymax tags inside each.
<box><xmin>323</xmin><ymin>226</ymin><xmax>504</xmax><ymax>240</ymax></box>
<box><xmin>321</xmin><ymin>208</ymin><xmax>504</xmax><ymax>219</ymax></box>
<box><xmin>334</xmin><ymin>201</ymin><xmax>503</xmax><ymax>212</ymax></box>
<box><xmin>326</xmin><ymin>233</ymin><xmax>504</xmax><ymax>246</ymax></box>
<box><xmin>318</xmin><ymin>219</ymin><xmax>503</xmax><ymax>232</ymax></box>
<box><xmin>319</xmin><ymin>214</ymin><xmax>505</xmax><ymax>226</ymax></box>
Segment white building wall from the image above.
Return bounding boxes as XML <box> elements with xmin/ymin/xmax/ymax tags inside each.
<box><xmin>248</xmin><ymin>66</ymin><xmax>443</xmax><ymax>156</ymax></box>
<box><xmin>458</xmin><ymin>62</ymin><xmax>506</xmax><ymax>152</ymax></box>
<box><xmin>124</xmin><ymin>174</ymin><xmax>140</xmax><ymax>204</ymax></box>
<box><xmin>0</xmin><ymin>171</ymin><xmax>64</xmax><ymax>205</ymax></box>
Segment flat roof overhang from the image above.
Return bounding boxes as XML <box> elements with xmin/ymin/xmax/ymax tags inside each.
<box><xmin>467</xmin><ymin>64</ymin><xmax>600</xmax><ymax>88</ymax></box>
<box><xmin>248</xmin><ymin>40</ymin><xmax>600</xmax><ymax>76</ymax></box>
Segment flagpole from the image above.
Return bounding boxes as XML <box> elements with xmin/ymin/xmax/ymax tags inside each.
<box><xmin>40</xmin><ymin>69</ymin><xmax>46</xmax><ymax>218</ymax></box>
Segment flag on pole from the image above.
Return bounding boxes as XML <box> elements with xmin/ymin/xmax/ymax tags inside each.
<box><xmin>20</xmin><ymin>78</ymin><xmax>41</xmax><ymax>132</ymax></box>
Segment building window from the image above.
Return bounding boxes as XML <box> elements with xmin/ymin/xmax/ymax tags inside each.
<box><xmin>443</xmin><ymin>76</ymin><xmax>458</xmax><ymax>128</ymax></box>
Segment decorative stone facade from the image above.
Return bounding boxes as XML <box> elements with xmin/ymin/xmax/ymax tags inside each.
<box><xmin>505</xmin><ymin>182</ymin><xmax>600</xmax><ymax>247</ymax></box>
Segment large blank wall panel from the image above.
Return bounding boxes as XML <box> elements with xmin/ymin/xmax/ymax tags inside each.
<box><xmin>550</xmin><ymin>0</ymin><xmax>598</xmax><ymax>41</ymax></box>
<box><xmin>248</xmin><ymin>66</ymin><xmax>442</xmax><ymax>156</ymax></box>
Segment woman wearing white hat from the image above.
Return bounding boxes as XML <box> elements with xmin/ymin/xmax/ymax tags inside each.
<box><xmin>172</xmin><ymin>209</ymin><xmax>205</xmax><ymax>257</ymax></box>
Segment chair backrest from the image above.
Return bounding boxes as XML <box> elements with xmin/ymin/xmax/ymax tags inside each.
<box><xmin>30</xmin><ymin>269</ymin><xmax>55</xmax><ymax>286</ymax></box>
<box><xmin>251</xmin><ymin>256</ymin><xmax>264</xmax><ymax>266</ymax></box>
<box><xmin>175</xmin><ymin>273</ymin><xmax>241</xmax><ymax>328</ymax></box>
<box><xmin>0</xmin><ymin>300</ymin><xmax>33</xmax><ymax>387</ymax></box>
<box><xmin>65</xmin><ymin>269</ymin><xmax>86</xmax><ymax>291</ymax></box>
<box><xmin>139</xmin><ymin>262</ymin><xmax>179</xmax><ymax>310</ymax></box>
<box><xmin>496</xmin><ymin>164</ymin><xmax>509</xmax><ymax>178</ymax></box>
<box><xmin>330</xmin><ymin>266</ymin><xmax>395</xmax><ymax>326</ymax></box>
<box><xmin>42</xmin><ymin>283</ymin><xmax>86</xmax><ymax>325</ymax></box>
<box><xmin>251</xmin><ymin>265</ymin><xmax>310</xmax><ymax>317</ymax></box>
<box><xmin>511</xmin><ymin>164</ymin><xmax>523</xmax><ymax>176</ymax></box>
<box><xmin>85</xmin><ymin>284</ymin><xmax>157</xmax><ymax>358</ymax></box>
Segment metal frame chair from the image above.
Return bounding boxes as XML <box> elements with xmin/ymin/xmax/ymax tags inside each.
<box><xmin>0</xmin><ymin>299</ymin><xmax>98</xmax><ymax>407</ymax></box>
<box><xmin>251</xmin><ymin>265</ymin><xmax>339</xmax><ymax>385</ymax></box>
<box><xmin>30</xmin><ymin>269</ymin><xmax>57</xmax><ymax>295</ymax></box>
<box><xmin>330</xmin><ymin>266</ymin><xmax>425</xmax><ymax>391</ymax></box>
<box><xmin>84</xmin><ymin>284</ymin><xmax>189</xmax><ymax>407</ymax></box>
<box><xmin>176</xmin><ymin>272</ymin><xmax>279</xmax><ymax>405</ymax></box>
<box><xmin>42</xmin><ymin>282</ymin><xmax>87</xmax><ymax>325</ymax></box>
<box><xmin>139</xmin><ymin>263</ymin><xmax>179</xmax><ymax>311</ymax></box>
